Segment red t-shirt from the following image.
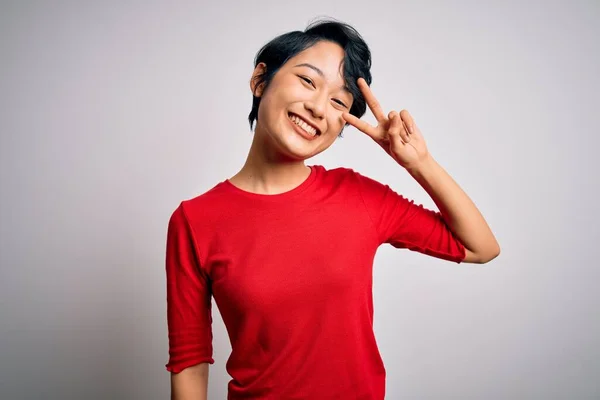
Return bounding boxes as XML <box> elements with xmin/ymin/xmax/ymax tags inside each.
<box><xmin>165</xmin><ymin>165</ymin><xmax>465</xmax><ymax>399</ymax></box>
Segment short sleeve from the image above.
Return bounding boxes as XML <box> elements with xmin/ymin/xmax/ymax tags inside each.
<box><xmin>355</xmin><ymin>172</ymin><xmax>466</xmax><ymax>263</ymax></box>
<box><xmin>165</xmin><ymin>202</ymin><xmax>215</xmax><ymax>373</ymax></box>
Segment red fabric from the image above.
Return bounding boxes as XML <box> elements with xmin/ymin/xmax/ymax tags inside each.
<box><xmin>165</xmin><ymin>165</ymin><xmax>465</xmax><ymax>399</ymax></box>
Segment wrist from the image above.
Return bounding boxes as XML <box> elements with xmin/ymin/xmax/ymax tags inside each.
<box><xmin>406</xmin><ymin>154</ymin><xmax>436</xmax><ymax>178</ymax></box>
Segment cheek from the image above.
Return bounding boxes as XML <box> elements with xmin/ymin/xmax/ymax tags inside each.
<box><xmin>329</xmin><ymin>114</ymin><xmax>346</xmax><ymax>133</ymax></box>
<box><xmin>258</xmin><ymin>93</ymin><xmax>280</xmax><ymax>123</ymax></box>
<box><xmin>262</xmin><ymin>86</ymin><xmax>293</xmax><ymax>115</ymax></box>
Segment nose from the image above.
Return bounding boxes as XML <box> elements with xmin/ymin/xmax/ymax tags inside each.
<box><xmin>304</xmin><ymin>91</ymin><xmax>327</xmax><ymax>119</ymax></box>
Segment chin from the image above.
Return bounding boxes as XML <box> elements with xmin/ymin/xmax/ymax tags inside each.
<box><xmin>258</xmin><ymin>114</ymin><xmax>329</xmax><ymax>160</ymax></box>
<box><xmin>279</xmin><ymin>127</ymin><xmax>323</xmax><ymax>160</ymax></box>
<box><xmin>276</xmin><ymin>141</ymin><xmax>316</xmax><ymax>162</ymax></box>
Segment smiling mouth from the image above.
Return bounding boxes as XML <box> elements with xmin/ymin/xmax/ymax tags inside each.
<box><xmin>288</xmin><ymin>112</ymin><xmax>321</xmax><ymax>136</ymax></box>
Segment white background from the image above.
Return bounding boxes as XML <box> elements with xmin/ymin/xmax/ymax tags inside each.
<box><xmin>1</xmin><ymin>1</ymin><xmax>598</xmax><ymax>399</ymax></box>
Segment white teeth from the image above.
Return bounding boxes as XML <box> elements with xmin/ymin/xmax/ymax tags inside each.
<box><xmin>290</xmin><ymin>114</ymin><xmax>317</xmax><ymax>136</ymax></box>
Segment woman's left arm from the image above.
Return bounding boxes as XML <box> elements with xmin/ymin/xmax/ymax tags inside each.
<box><xmin>343</xmin><ymin>78</ymin><xmax>499</xmax><ymax>264</ymax></box>
<box><xmin>406</xmin><ymin>155</ymin><xmax>500</xmax><ymax>263</ymax></box>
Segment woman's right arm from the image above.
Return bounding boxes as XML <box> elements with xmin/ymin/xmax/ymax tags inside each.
<box><xmin>171</xmin><ymin>362</ymin><xmax>209</xmax><ymax>400</ymax></box>
<box><xmin>166</xmin><ymin>204</ymin><xmax>214</xmax><ymax>398</ymax></box>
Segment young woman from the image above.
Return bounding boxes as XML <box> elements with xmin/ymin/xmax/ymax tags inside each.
<box><xmin>165</xmin><ymin>18</ymin><xmax>499</xmax><ymax>400</ymax></box>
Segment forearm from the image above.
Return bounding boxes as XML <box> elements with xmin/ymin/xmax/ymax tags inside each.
<box><xmin>407</xmin><ymin>155</ymin><xmax>500</xmax><ymax>262</ymax></box>
<box><xmin>171</xmin><ymin>363</ymin><xmax>209</xmax><ymax>400</ymax></box>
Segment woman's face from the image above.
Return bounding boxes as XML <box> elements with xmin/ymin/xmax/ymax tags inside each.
<box><xmin>251</xmin><ymin>41</ymin><xmax>354</xmax><ymax>161</ymax></box>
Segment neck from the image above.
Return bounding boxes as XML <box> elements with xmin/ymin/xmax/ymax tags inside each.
<box><xmin>229</xmin><ymin>129</ymin><xmax>311</xmax><ymax>195</ymax></box>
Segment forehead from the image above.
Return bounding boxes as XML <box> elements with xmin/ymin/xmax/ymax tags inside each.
<box><xmin>286</xmin><ymin>41</ymin><xmax>346</xmax><ymax>79</ymax></box>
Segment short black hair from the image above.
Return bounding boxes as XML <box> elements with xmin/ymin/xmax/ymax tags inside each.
<box><xmin>248</xmin><ymin>17</ymin><xmax>373</xmax><ymax>136</ymax></box>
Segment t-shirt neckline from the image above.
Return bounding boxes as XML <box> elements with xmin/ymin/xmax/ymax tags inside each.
<box><xmin>222</xmin><ymin>165</ymin><xmax>319</xmax><ymax>200</ymax></box>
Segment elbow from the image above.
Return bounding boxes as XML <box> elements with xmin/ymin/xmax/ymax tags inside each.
<box><xmin>480</xmin><ymin>243</ymin><xmax>501</xmax><ymax>264</ymax></box>
<box><xmin>464</xmin><ymin>242</ymin><xmax>500</xmax><ymax>264</ymax></box>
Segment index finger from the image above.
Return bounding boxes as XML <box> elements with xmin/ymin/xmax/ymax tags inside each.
<box><xmin>358</xmin><ymin>78</ymin><xmax>386</xmax><ymax>124</ymax></box>
<box><xmin>342</xmin><ymin>112</ymin><xmax>377</xmax><ymax>139</ymax></box>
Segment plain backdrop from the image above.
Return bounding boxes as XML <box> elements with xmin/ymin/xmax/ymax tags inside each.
<box><xmin>1</xmin><ymin>1</ymin><xmax>598</xmax><ymax>399</ymax></box>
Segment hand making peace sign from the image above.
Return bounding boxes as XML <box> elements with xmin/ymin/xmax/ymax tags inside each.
<box><xmin>342</xmin><ymin>78</ymin><xmax>431</xmax><ymax>172</ymax></box>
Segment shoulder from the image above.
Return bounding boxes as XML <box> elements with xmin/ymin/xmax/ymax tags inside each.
<box><xmin>182</xmin><ymin>181</ymin><xmax>228</xmax><ymax>208</ymax></box>
<box><xmin>311</xmin><ymin>164</ymin><xmax>362</xmax><ymax>187</ymax></box>
<box><xmin>313</xmin><ymin>164</ymin><xmax>387</xmax><ymax>193</ymax></box>
<box><xmin>169</xmin><ymin>181</ymin><xmax>232</xmax><ymax>226</ymax></box>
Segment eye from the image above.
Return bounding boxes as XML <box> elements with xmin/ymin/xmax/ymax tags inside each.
<box><xmin>333</xmin><ymin>99</ymin><xmax>347</xmax><ymax>108</ymax></box>
<box><xmin>300</xmin><ymin>76</ymin><xmax>315</xmax><ymax>87</ymax></box>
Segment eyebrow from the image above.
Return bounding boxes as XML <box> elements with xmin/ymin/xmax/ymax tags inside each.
<box><xmin>293</xmin><ymin>63</ymin><xmax>353</xmax><ymax>96</ymax></box>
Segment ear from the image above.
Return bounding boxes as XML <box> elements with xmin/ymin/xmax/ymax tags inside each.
<box><xmin>250</xmin><ymin>62</ymin><xmax>267</xmax><ymax>97</ymax></box>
